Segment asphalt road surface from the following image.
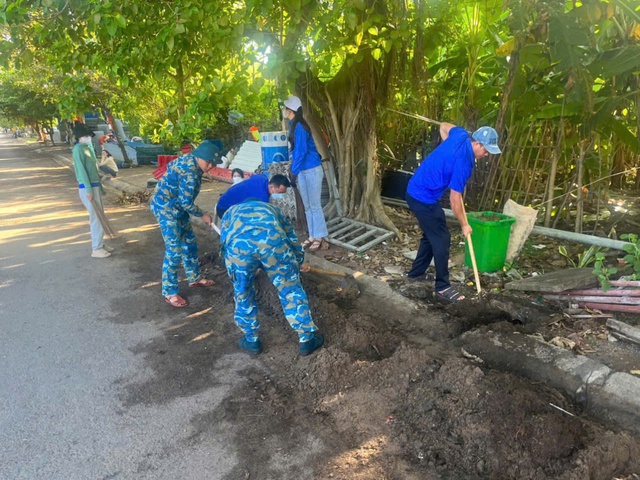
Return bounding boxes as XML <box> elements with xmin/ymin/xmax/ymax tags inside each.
<box><xmin>0</xmin><ymin>135</ymin><xmax>251</xmax><ymax>479</ymax></box>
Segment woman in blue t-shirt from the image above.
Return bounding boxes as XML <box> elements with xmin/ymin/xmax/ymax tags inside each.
<box><xmin>283</xmin><ymin>96</ymin><xmax>328</xmax><ymax>251</ymax></box>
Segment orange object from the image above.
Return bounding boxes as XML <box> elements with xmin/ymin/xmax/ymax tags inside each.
<box><xmin>249</xmin><ymin>126</ymin><xmax>260</xmax><ymax>142</ymax></box>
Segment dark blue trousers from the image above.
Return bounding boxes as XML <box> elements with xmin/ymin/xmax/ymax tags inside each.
<box><xmin>406</xmin><ymin>193</ymin><xmax>450</xmax><ymax>291</ymax></box>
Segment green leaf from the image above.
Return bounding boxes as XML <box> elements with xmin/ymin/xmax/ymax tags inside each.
<box><xmin>93</xmin><ymin>13</ymin><xmax>101</xmax><ymax>25</ymax></box>
<box><xmin>609</xmin><ymin>118</ymin><xmax>640</xmax><ymax>154</ymax></box>
<box><xmin>590</xmin><ymin>46</ymin><xmax>640</xmax><ymax>77</ymax></box>
<box><xmin>174</xmin><ymin>22</ymin><xmax>186</xmax><ymax>34</ymax></box>
<box><xmin>346</xmin><ymin>12</ymin><xmax>357</xmax><ymax>30</ymax></box>
<box><xmin>367</xmin><ymin>26</ymin><xmax>378</xmax><ymax>36</ymax></box>
<box><xmin>106</xmin><ymin>22</ymin><xmax>117</xmax><ymax>37</ymax></box>
<box><xmin>167</xmin><ymin>36</ymin><xmax>174</xmax><ymax>51</ymax></box>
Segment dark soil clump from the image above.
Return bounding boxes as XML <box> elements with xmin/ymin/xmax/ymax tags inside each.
<box><xmin>215</xmin><ymin>277</ymin><xmax>640</xmax><ymax>479</ymax></box>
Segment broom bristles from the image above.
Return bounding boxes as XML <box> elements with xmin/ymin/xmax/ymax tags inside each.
<box><xmin>91</xmin><ymin>198</ymin><xmax>118</xmax><ymax>238</ymax></box>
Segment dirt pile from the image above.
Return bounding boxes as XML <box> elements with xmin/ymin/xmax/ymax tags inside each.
<box><xmin>218</xmin><ymin>277</ymin><xmax>640</xmax><ymax>479</ymax></box>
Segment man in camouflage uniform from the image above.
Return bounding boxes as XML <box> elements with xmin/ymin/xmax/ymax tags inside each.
<box><xmin>220</xmin><ymin>200</ymin><xmax>324</xmax><ymax>356</ymax></box>
<box><xmin>150</xmin><ymin>140</ymin><xmax>222</xmax><ymax>308</ymax></box>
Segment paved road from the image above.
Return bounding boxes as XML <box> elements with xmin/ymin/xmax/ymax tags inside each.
<box><xmin>0</xmin><ymin>136</ymin><xmax>248</xmax><ymax>479</ymax></box>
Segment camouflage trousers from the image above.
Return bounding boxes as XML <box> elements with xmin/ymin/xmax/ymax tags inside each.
<box><xmin>151</xmin><ymin>206</ymin><xmax>200</xmax><ymax>296</ymax></box>
<box><xmin>223</xmin><ymin>233</ymin><xmax>316</xmax><ymax>342</ymax></box>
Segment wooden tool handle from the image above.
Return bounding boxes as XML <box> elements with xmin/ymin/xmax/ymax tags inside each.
<box><xmin>466</xmin><ymin>235</ymin><xmax>482</xmax><ymax>296</ymax></box>
<box><xmin>461</xmin><ymin>202</ymin><xmax>482</xmax><ymax>296</ymax></box>
<box><xmin>306</xmin><ymin>266</ymin><xmax>348</xmax><ymax>278</ymax></box>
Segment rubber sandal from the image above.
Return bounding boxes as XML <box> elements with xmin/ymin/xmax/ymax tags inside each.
<box><xmin>434</xmin><ymin>286</ymin><xmax>466</xmax><ymax>304</ymax></box>
<box><xmin>309</xmin><ymin>239</ymin><xmax>329</xmax><ymax>252</ymax></box>
<box><xmin>301</xmin><ymin>238</ymin><xmax>315</xmax><ymax>249</ymax></box>
<box><xmin>165</xmin><ymin>294</ymin><xmax>188</xmax><ymax>307</ymax></box>
<box><xmin>188</xmin><ymin>278</ymin><xmax>215</xmax><ymax>288</ymax></box>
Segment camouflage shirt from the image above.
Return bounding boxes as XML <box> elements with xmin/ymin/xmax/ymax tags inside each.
<box><xmin>151</xmin><ymin>153</ymin><xmax>204</xmax><ymax>217</ymax></box>
<box><xmin>220</xmin><ymin>201</ymin><xmax>304</xmax><ymax>266</ymax></box>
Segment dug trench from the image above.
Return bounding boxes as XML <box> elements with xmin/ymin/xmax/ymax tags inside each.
<box><xmin>114</xmin><ymin>218</ymin><xmax>640</xmax><ymax>480</ymax></box>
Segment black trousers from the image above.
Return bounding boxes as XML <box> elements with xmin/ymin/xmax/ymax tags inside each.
<box><xmin>406</xmin><ymin>193</ymin><xmax>451</xmax><ymax>291</ymax></box>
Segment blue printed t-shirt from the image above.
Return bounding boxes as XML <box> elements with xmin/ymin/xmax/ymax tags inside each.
<box><xmin>406</xmin><ymin>127</ymin><xmax>475</xmax><ymax>204</ymax></box>
<box><xmin>289</xmin><ymin>120</ymin><xmax>321</xmax><ymax>175</ymax></box>
<box><xmin>216</xmin><ymin>174</ymin><xmax>270</xmax><ymax>212</ymax></box>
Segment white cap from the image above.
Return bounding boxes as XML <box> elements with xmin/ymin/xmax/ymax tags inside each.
<box><xmin>283</xmin><ymin>96</ymin><xmax>302</xmax><ymax>112</ymax></box>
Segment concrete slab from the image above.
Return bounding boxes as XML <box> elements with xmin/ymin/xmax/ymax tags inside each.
<box><xmin>589</xmin><ymin>373</ymin><xmax>640</xmax><ymax>435</ymax></box>
<box><xmin>505</xmin><ymin>268</ymin><xmax>598</xmax><ymax>293</ymax></box>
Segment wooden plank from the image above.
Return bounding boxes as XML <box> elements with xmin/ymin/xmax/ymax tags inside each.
<box><xmin>505</xmin><ymin>268</ymin><xmax>598</xmax><ymax>293</ymax></box>
<box><xmin>610</xmin><ymin>280</ymin><xmax>640</xmax><ymax>287</ymax></box>
<box><xmin>557</xmin><ymin>289</ymin><xmax>640</xmax><ymax>297</ymax></box>
<box><xmin>543</xmin><ymin>294</ymin><xmax>640</xmax><ymax>305</ymax></box>
<box><xmin>582</xmin><ymin>302</ymin><xmax>640</xmax><ymax>313</ymax></box>
<box><xmin>606</xmin><ymin>319</ymin><xmax>640</xmax><ymax>346</ymax></box>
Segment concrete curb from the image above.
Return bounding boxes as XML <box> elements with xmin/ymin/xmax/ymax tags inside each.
<box><xmin>304</xmin><ymin>255</ymin><xmax>422</xmax><ymax>321</ymax></box>
<box><xmin>458</xmin><ymin>329</ymin><xmax>640</xmax><ymax>434</ymax></box>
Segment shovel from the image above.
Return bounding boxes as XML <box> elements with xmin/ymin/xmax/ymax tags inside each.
<box><xmin>305</xmin><ymin>266</ymin><xmax>360</xmax><ymax>297</ymax></box>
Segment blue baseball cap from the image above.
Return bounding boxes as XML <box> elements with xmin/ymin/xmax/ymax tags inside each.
<box><xmin>472</xmin><ymin>127</ymin><xmax>501</xmax><ymax>155</ymax></box>
<box><xmin>192</xmin><ymin>140</ymin><xmax>223</xmax><ymax>164</ymax></box>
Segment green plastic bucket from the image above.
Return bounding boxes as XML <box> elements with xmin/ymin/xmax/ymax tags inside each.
<box><xmin>464</xmin><ymin>211</ymin><xmax>516</xmax><ymax>272</ymax></box>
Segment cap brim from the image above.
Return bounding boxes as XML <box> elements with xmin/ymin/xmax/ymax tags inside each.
<box><xmin>485</xmin><ymin>144</ymin><xmax>501</xmax><ymax>155</ymax></box>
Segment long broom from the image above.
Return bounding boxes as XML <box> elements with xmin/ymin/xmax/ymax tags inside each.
<box><xmin>91</xmin><ymin>198</ymin><xmax>118</xmax><ymax>238</ymax></box>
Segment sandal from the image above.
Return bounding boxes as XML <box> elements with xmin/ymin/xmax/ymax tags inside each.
<box><xmin>309</xmin><ymin>239</ymin><xmax>329</xmax><ymax>252</ymax></box>
<box><xmin>165</xmin><ymin>294</ymin><xmax>188</xmax><ymax>308</ymax></box>
<box><xmin>188</xmin><ymin>278</ymin><xmax>215</xmax><ymax>288</ymax></box>
<box><xmin>407</xmin><ymin>273</ymin><xmax>436</xmax><ymax>283</ymax></box>
<box><xmin>301</xmin><ymin>238</ymin><xmax>315</xmax><ymax>249</ymax></box>
<box><xmin>434</xmin><ymin>286</ymin><xmax>466</xmax><ymax>304</ymax></box>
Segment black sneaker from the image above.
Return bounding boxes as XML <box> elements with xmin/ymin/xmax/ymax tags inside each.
<box><xmin>299</xmin><ymin>333</ymin><xmax>324</xmax><ymax>356</ymax></box>
<box><xmin>238</xmin><ymin>337</ymin><xmax>263</xmax><ymax>355</ymax></box>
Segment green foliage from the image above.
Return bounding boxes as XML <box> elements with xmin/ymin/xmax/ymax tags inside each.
<box><xmin>0</xmin><ymin>69</ymin><xmax>58</xmax><ymax>126</ymax></box>
<box><xmin>593</xmin><ymin>252</ymin><xmax>617</xmax><ymax>292</ymax></box>
<box><xmin>0</xmin><ymin>0</ymin><xmax>639</xmax><ymax>221</ymax></box>
<box><xmin>558</xmin><ymin>244</ymin><xmax>602</xmax><ymax>268</ymax></box>
<box><xmin>621</xmin><ymin>233</ymin><xmax>640</xmax><ymax>279</ymax></box>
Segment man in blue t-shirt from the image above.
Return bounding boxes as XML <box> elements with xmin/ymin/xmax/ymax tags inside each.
<box><xmin>405</xmin><ymin>123</ymin><xmax>501</xmax><ymax>303</ymax></box>
<box><xmin>215</xmin><ymin>173</ymin><xmax>291</xmax><ymax>219</ymax></box>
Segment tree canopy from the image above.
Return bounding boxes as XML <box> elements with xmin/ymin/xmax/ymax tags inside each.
<box><xmin>2</xmin><ymin>0</ymin><xmax>639</xmax><ymax>231</ymax></box>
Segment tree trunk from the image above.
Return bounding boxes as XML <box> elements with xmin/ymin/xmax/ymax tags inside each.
<box><xmin>301</xmin><ymin>55</ymin><xmax>401</xmax><ymax>239</ymax></box>
<box><xmin>101</xmin><ymin>104</ymin><xmax>131</xmax><ymax>165</ymax></box>
<box><xmin>47</xmin><ymin>122</ymin><xmax>55</xmax><ymax>145</ymax></box>
<box><xmin>34</xmin><ymin>122</ymin><xmax>43</xmax><ymax>142</ymax></box>
<box><xmin>611</xmin><ymin>144</ymin><xmax>625</xmax><ymax>189</ymax></box>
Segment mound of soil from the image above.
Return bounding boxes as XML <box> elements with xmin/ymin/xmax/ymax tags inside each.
<box><xmin>216</xmin><ymin>275</ymin><xmax>640</xmax><ymax>479</ymax></box>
